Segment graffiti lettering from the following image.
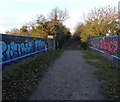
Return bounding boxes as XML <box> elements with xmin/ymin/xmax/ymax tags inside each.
<box><xmin>0</xmin><ymin>34</ymin><xmax>55</xmax><ymax>65</ymax></box>
<box><xmin>88</xmin><ymin>35</ymin><xmax>120</xmax><ymax>66</ymax></box>
<box><xmin>1</xmin><ymin>40</ymin><xmax>45</xmax><ymax>64</ymax></box>
<box><xmin>100</xmin><ymin>39</ymin><xmax>118</xmax><ymax>53</ymax></box>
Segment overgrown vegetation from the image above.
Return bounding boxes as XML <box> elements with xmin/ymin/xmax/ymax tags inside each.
<box><xmin>83</xmin><ymin>50</ymin><xmax>120</xmax><ymax>100</ymax></box>
<box><xmin>74</xmin><ymin>6</ymin><xmax>119</xmax><ymax>44</ymax></box>
<box><xmin>76</xmin><ymin>40</ymin><xmax>87</xmax><ymax>50</ymax></box>
<box><xmin>2</xmin><ymin>49</ymin><xmax>63</xmax><ymax>100</ymax></box>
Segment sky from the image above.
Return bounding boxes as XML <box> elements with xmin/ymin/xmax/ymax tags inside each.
<box><xmin>0</xmin><ymin>0</ymin><xmax>119</xmax><ymax>34</ymax></box>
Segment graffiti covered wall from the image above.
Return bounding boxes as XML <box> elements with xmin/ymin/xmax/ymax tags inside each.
<box><xmin>88</xmin><ymin>35</ymin><xmax>120</xmax><ymax>66</ymax></box>
<box><xmin>0</xmin><ymin>34</ymin><xmax>55</xmax><ymax>65</ymax></box>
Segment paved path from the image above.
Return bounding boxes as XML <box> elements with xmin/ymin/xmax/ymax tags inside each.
<box><xmin>30</xmin><ymin>47</ymin><xmax>106</xmax><ymax>100</ymax></box>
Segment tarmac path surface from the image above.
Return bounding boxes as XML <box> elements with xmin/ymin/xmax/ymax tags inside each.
<box><xmin>30</xmin><ymin>41</ymin><xmax>106</xmax><ymax>100</ymax></box>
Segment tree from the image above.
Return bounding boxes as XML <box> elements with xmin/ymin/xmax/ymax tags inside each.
<box><xmin>49</xmin><ymin>7</ymin><xmax>69</xmax><ymax>23</ymax></box>
<box><xmin>74</xmin><ymin>6</ymin><xmax>118</xmax><ymax>42</ymax></box>
<box><xmin>20</xmin><ymin>25</ymin><xmax>29</xmax><ymax>36</ymax></box>
<box><xmin>86</xmin><ymin>6</ymin><xmax>118</xmax><ymax>36</ymax></box>
<box><xmin>10</xmin><ymin>7</ymin><xmax>71</xmax><ymax>49</ymax></box>
<box><xmin>5</xmin><ymin>28</ymin><xmax>20</xmax><ymax>35</ymax></box>
<box><xmin>74</xmin><ymin>23</ymin><xmax>86</xmax><ymax>40</ymax></box>
<box><xmin>47</xmin><ymin>7</ymin><xmax>70</xmax><ymax>48</ymax></box>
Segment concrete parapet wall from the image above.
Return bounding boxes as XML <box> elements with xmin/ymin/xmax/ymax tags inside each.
<box><xmin>0</xmin><ymin>34</ymin><xmax>55</xmax><ymax>66</ymax></box>
<box><xmin>88</xmin><ymin>35</ymin><xmax>120</xmax><ymax>66</ymax></box>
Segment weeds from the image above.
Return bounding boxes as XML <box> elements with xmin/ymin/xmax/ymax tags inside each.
<box><xmin>83</xmin><ymin>50</ymin><xmax>120</xmax><ymax>100</ymax></box>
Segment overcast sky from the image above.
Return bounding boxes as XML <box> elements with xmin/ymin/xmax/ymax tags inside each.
<box><xmin>0</xmin><ymin>0</ymin><xmax>119</xmax><ymax>34</ymax></box>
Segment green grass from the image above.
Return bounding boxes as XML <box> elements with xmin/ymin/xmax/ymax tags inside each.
<box><xmin>2</xmin><ymin>49</ymin><xmax>63</xmax><ymax>100</ymax></box>
<box><xmin>83</xmin><ymin>50</ymin><xmax>120</xmax><ymax>100</ymax></box>
<box><xmin>83</xmin><ymin>50</ymin><xmax>102</xmax><ymax>60</ymax></box>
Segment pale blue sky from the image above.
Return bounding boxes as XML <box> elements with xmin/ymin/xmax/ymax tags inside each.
<box><xmin>0</xmin><ymin>0</ymin><xmax>119</xmax><ymax>34</ymax></box>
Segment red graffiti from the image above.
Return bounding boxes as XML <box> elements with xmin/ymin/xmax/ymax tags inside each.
<box><xmin>100</xmin><ymin>39</ymin><xmax>118</xmax><ymax>53</ymax></box>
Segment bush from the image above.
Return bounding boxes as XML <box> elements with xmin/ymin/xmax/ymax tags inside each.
<box><xmin>81</xmin><ymin>42</ymin><xmax>87</xmax><ymax>50</ymax></box>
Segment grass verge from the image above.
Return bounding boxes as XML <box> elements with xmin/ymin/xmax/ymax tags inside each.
<box><xmin>83</xmin><ymin>50</ymin><xmax>120</xmax><ymax>100</ymax></box>
<box><xmin>2</xmin><ymin>49</ymin><xmax>63</xmax><ymax>100</ymax></box>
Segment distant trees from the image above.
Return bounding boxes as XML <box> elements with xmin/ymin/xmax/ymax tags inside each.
<box><xmin>49</xmin><ymin>7</ymin><xmax>69</xmax><ymax>22</ymax></box>
<box><xmin>6</xmin><ymin>7</ymin><xmax>71</xmax><ymax>48</ymax></box>
<box><xmin>47</xmin><ymin>7</ymin><xmax>71</xmax><ymax>48</ymax></box>
<box><xmin>6</xmin><ymin>28</ymin><xmax>20</xmax><ymax>35</ymax></box>
<box><xmin>74</xmin><ymin>6</ymin><xmax>119</xmax><ymax>42</ymax></box>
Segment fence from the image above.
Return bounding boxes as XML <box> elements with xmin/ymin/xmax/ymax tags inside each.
<box><xmin>88</xmin><ymin>35</ymin><xmax>120</xmax><ymax>66</ymax></box>
<box><xmin>0</xmin><ymin>34</ymin><xmax>55</xmax><ymax>66</ymax></box>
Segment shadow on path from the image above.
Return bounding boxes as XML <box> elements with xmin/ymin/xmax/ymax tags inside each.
<box><xmin>65</xmin><ymin>38</ymin><xmax>78</xmax><ymax>50</ymax></box>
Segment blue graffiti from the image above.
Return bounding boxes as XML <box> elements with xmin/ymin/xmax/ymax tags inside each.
<box><xmin>35</xmin><ymin>40</ymin><xmax>45</xmax><ymax>51</ymax></box>
<box><xmin>0</xmin><ymin>39</ymin><xmax>46</xmax><ymax>65</ymax></box>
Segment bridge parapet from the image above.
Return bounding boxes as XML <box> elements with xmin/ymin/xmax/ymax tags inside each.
<box><xmin>0</xmin><ymin>34</ymin><xmax>55</xmax><ymax>66</ymax></box>
<box><xmin>88</xmin><ymin>35</ymin><xmax>120</xmax><ymax>66</ymax></box>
